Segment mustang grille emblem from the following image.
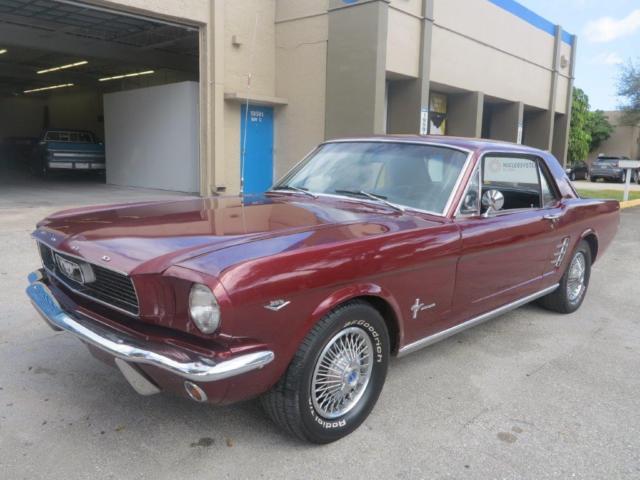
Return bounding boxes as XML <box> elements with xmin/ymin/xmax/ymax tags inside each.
<box><xmin>55</xmin><ymin>254</ymin><xmax>95</xmax><ymax>284</ymax></box>
<box><xmin>264</xmin><ymin>299</ymin><xmax>291</xmax><ymax>311</ymax></box>
<box><xmin>411</xmin><ymin>298</ymin><xmax>436</xmax><ymax>320</ymax></box>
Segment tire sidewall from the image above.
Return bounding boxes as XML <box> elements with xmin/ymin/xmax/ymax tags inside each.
<box><xmin>560</xmin><ymin>241</ymin><xmax>591</xmax><ymax>313</ymax></box>
<box><xmin>298</xmin><ymin>304</ymin><xmax>389</xmax><ymax>443</ymax></box>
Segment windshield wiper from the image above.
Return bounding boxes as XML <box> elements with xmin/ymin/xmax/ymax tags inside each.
<box><xmin>268</xmin><ymin>185</ymin><xmax>317</xmax><ymax>199</ymax></box>
<box><xmin>334</xmin><ymin>189</ymin><xmax>405</xmax><ymax>213</ymax></box>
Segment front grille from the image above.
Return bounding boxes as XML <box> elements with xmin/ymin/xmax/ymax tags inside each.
<box><xmin>38</xmin><ymin>242</ymin><xmax>139</xmax><ymax>316</ymax></box>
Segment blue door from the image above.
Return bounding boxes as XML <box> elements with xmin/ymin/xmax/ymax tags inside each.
<box><xmin>241</xmin><ymin>104</ymin><xmax>274</xmax><ymax>194</ymax></box>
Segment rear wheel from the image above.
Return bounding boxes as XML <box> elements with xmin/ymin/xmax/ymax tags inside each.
<box><xmin>620</xmin><ymin>171</ymin><xmax>627</xmax><ymax>183</ymax></box>
<box><xmin>570</xmin><ymin>172</ymin><xmax>576</xmax><ymax>181</ymax></box>
<box><xmin>261</xmin><ymin>301</ymin><xmax>389</xmax><ymax>443</ymax></box>
<box><xmin>538</xmin><ymin>240</ymin><xmax>591</xmax><ymax>314</ymax></box>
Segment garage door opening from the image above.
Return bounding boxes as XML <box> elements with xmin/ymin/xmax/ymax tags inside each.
<box><xmin>0</xmin><ymin>0</ymin><xmax>201</xmax><ymax>195</ymax></box>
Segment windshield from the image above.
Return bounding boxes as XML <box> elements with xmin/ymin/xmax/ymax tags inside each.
<box><xmin>276</xmin><ymin>142</ymin><xmax>469</xmax><ymax>214</ymax></box>
<box><xmin>594</xmin><ymin>159</ymin><xmax>618</xmax><ymax>166</ymax></box>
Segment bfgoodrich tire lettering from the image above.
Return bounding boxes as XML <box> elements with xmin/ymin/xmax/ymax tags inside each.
<box><xmin>261</xmin><ymin>300</ymin><xmax>389</xmax><ymax>443</ymax></box>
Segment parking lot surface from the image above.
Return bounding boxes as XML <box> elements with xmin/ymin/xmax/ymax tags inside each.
<box><xmin>1</xmin><ymin>182</ymin><xmax>639</xmax><ymax>479</ymax></box>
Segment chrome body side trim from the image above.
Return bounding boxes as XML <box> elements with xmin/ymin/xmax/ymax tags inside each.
<box><xmin>397</xmin><ymin>284</ymin><xmax>559</xmax><ymax>357</ymax></box>
<box><xmin>26</xmin><ymin>275</ymin><xmax>275</xmax><ymax>383</ymax></box>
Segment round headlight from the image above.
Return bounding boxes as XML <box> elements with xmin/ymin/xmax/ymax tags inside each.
<box><xmin>189</xmin><ymin>283</ymin><xmax>221</xmax><ymax>334</ymax></box>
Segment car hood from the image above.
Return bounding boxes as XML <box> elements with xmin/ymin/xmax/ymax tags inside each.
<box><xmin>35</xmin><ymin>193</ymin><xmax>432</xmax><ymax>275</ymax></box>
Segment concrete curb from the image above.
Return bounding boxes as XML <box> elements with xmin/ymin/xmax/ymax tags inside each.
<box><xmin>620</xmin><ymin>199</ymin><xmax>640</xmax><ymax>209</ymax></box>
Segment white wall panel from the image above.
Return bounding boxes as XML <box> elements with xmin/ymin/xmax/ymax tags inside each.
<box><xmin>104</xmin><ymin>81</ymin><xmax>199</xmax><ymax>193</ymax></box>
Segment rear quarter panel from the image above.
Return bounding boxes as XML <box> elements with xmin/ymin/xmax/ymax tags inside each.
<box><xmin>543</xmin><ymin>198</ymin><xmax>619</xmax><ymax>290</ymax></box>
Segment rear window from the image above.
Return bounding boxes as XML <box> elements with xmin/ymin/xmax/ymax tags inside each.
<box><xmin>594</xmin><ymin>159</ymin><xmax>618</xmax><ymax>166</ymax></box>
<box><xmin>45</xmin><ymin>131</ymin><xmax>94</xmax><ymax>143</ymax></box>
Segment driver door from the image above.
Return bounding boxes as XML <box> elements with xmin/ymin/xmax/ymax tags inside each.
<box><xmin>451</xmin><ymin>153</ymin><xmax>563</xmax><ymax>321</ymax></box>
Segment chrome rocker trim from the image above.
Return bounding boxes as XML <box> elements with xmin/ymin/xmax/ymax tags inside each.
<box><xmin>398</xmin><ymin>283</ymin><xmax>559</xmax><ymax>357</ymax></box>
<box><xmin>26</xmin><ymin>273</ymin><xmax>275</xmax><ymax>384</ymax></box>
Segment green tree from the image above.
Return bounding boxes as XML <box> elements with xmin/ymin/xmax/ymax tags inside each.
<box><xmin>618</xmin><ymin>60</ymin><xmax>640</xmax><ymax>125</ymax></box>
<box><xmin>568</xmin><ymin>87</ymin><xmax>591</xmax><ymax>164</ymax></box>
<box><xmin>586</xmin><ymin>110</ymin><xmax>614</xmax><ymax>152</ymax></box>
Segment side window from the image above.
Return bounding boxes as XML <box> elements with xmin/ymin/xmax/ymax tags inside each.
<box><xmin>539</xmin><ymin>163</ymin><xmax>559</xmax><ymax>207</ymax></box>
<box><xmin>482</xmin><ymin>155</ymin><xmax>540</xmax><ymax>210</ymax></box>
<box><xmin>459</xmin><ymin>164</ymin><xmax>480</xmax><ymax>215</ymax></box>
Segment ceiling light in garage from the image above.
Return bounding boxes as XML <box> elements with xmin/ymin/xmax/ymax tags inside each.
<box><xmin>0</xmin><ymin>49</ymin><xmax>7</xmax><ymax>55</ymax></box>
<box><xmin>98</xmin><ymin>70</ymin><xmax>155</xmax><ymax>82</ymax></box>
<box><xmin>37</xmin><ymin>60</ymin><xmax>88</xmax><ymax>74</ymax></box>
<box><xmin>23</xmin><ymin>83</ymin><xmax>74</xmax><ymax>94</ymax></box>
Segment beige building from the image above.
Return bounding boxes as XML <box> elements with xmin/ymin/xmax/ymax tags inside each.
<box><xmin>0</xmin><ymin>0</ymin><xmax>576</xmax><ymax>196</ymax></box>
<box><xmin>588</xmin><ymin>111</ymin><xmax>640</xmax><ymax>163</ymax></box>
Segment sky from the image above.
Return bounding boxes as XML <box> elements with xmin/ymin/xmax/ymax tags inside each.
<box><xmin>518</xmin><ymin>0</ymin><xmax>640</xmax><ymax>111</ymax></box>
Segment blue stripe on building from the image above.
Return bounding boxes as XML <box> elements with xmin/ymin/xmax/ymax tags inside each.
<box><xmin>488</xmin><ymin>0</ymin><xmax>574</xmax><ymax>45</ymax></box>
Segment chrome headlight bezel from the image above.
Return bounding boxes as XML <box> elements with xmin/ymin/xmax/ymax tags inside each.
<box><xmin>188</xmin><ymin>283</ymin><xmax>221</xmax><ymax>334</ymax></box>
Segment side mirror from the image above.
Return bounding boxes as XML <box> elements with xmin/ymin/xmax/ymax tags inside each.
<box><xmin>481</xmin><ymin>189</ymin><xmax>504</xmax><ymax>217</ymax></box>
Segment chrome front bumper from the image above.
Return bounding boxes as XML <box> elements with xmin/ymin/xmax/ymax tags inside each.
<box><xmin>26</xmin><ymin>272</ymin><xmax>274</xmax><ymax>387</ymax></box>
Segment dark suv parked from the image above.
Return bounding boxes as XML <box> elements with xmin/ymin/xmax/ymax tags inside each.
<box><xmin>590</xmin><ymin>156</ymin><xmax>638</xmax><ymax>183</ymax></box>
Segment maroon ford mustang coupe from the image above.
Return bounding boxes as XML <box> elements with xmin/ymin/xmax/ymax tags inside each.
<box><xmin>27</xmin><ymin>136</ymin><xmax>619</xmax><ymax>443</ymax></box>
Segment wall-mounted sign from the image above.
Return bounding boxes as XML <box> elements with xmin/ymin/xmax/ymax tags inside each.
<box><xmin>420</xmin><ymin>108</ymin><xmax>429</xmax><ymax>136</ymax></box>
<box><xmin>517</xmin><ymin>121</ymin><xmax>523</xmax><ymax>144</ymax></box>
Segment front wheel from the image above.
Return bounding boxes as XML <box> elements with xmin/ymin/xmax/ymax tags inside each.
<box><xmin>570</xmin><ymin>172</ymin><xmax>576</xmax><ymax>181</ymax></box>
<box><xmin>620</xmin><ymin>172</ymin><xmax>627</xmax><ymax>183</ymax></box>
<box><xmin>261</xmin><ymin>301</ymin><xmax>389</xmax><ymax>443</ymax></box>
<box><xmin>538</xmin><ymin>240</ymin><xmax>591</xmax><ymax>314</ymax></box>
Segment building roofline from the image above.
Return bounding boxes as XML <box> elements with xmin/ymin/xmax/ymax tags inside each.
<box><xmin>488</xmin><ymin>0</ymin><xmax>575</xmax><ymax>46</ymax></box>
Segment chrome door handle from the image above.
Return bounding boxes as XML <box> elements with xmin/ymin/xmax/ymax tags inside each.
<box><xmin>543</xmin><ymin>213</ymin><xmax>561</xmax><ymax>221</ymax></box>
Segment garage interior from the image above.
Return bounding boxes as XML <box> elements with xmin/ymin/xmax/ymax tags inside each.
<box><xmin>0</xmin><ymin>0</ymin><xmax>201</xmax><ymax>194</ymax></box>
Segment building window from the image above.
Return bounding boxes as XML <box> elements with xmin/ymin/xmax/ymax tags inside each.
<box><xmin>428</xmin><ymin>92</ymin><xmax>447</xmax><ymax>135</ymax></box>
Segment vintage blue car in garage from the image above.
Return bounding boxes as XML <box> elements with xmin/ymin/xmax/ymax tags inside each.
<box><xmin>29</xmin><ymin>129</ymin><xmax>105</xmax><ymax>176</ymax></box>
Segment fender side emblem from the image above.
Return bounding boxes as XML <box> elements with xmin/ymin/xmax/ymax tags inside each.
<box><xmin>264</xmin><ymin>299</ymin><xmax>290</xmax><ymax>311</ymax></box>
<box><xmin>411</xmin><ymin>298</ymin><xmax>436</xmax><ymax>320</ymax></box>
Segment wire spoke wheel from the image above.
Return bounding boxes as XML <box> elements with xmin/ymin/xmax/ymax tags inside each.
<box><xmin>311</xmin><ymin>326</ymin><xmax>373</xmax><ymax>419</ymax></box>
<box><xmin>566</xmin><ymin>251</ymin><xmax>586</xmax><ymax>303</ymax></box>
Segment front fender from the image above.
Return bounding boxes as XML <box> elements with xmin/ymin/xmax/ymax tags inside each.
<box><xmin>305</xmin><ymin>282</ymin><xmax>405</xmax><ymax>351</ymax></box>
